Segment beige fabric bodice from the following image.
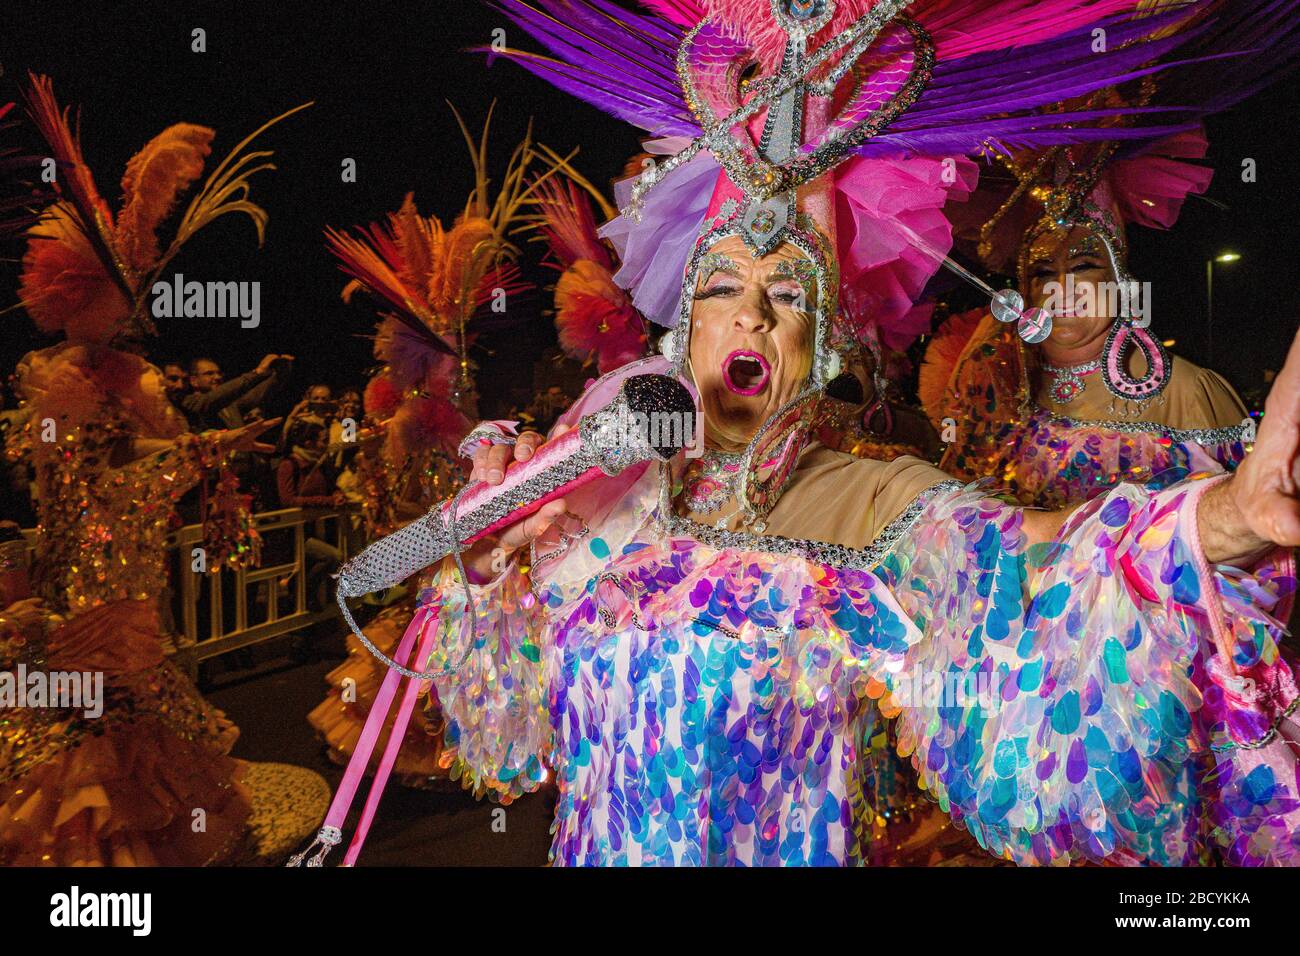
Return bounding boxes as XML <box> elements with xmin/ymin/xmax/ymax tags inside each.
<box><xmin>1034</xmin><ymin>352</ymin><xmax>1247</xmax><ymax>428</ymax></box>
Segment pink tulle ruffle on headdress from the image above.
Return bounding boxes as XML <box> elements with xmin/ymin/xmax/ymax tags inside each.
<box><xmin>833</xmin><ymin>153</ymin><xmax>977</xmax><ymax>351</ymax></box>
<box><xmin>963</xmin><ymin>128</ymin><xmax>1214</xmax><ymax>275</ymax></box>
<box><xmin>1108</xmin><ymin>128</ymin><xmax>1213</xmax><ymax>231</ymax></box>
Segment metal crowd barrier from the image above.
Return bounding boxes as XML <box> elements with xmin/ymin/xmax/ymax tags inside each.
<box><xmin>19</xmin><ymin>505</ymin><xmax>362</xmax><ymax>681</ymax></box>
<box><xmin>171</xmin><ymin>505</ymin><xmax>361</xmax><ymax>679</ymax></box>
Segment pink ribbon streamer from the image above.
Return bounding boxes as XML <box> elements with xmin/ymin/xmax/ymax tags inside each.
<box><xmin>310</xmin><ymin>604</ymin><xmax>435</xmax><ymax>864</ymax></box>
<box><xmin>341</xmin><ymin>612</ymin><xmax>442</xmax><ymax>866</ymax></box>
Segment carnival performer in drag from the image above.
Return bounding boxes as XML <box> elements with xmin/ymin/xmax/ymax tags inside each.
<box><xmin>1</xmin><ymin>76</ymin><xmax>328</xmax><ymax>866</ymax></box>
<box><xmin>921</xmin><ymin>124</ymin><xmax>1255</xmax><ymax>511</ymax></box>
<box><xmin>918</xmin><ymin>0</ymin><xmax>1299</xmax><ymax>512</ymax></box>
<box><xmin>532</xmin><ymin>143</ymin><xmax>964</xmax><ymax>861</ymax></box>
<box><xmin>911</xmin><ymin>4</ymin><xmax>1297</xmax><ymax>858</ymax></box>
<box><xmin>301</xmin><ymin>0</ymin><xmax>1300</xmax><ymax>867</ymax></box>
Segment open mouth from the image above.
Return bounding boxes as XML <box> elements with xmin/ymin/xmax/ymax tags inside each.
<box><xmin>722</xmin><ymin>350</ymin><xmax>771</xmax><ymax>396</ymax></box>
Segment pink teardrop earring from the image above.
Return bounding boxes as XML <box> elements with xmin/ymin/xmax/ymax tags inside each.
<box><xmin>1101</xmin><ymin>318</ymin><xmax>1170</xmax><ymax>405</ymax></box>
<box><xmin>1098</xmin><ymin>243</ymin><xmax>1170</xmax><ymax>408</ymax></box>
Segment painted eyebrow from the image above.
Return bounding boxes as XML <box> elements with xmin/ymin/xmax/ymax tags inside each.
<box><xmin>766</xmin><ymin>259</ymin><xmax>815</xmax><ymax>283</ymax></box>
<box><xmin>697</xmin><ymin>253</ymin><xmax>743</xmax><ymax>284</ymax></box>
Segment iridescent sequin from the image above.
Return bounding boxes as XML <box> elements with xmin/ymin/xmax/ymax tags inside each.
<box><xmin>412</xmin><ymin>473</ymin><xmax>1299</xmax><ymax>866</ymax></box>
<box><xmin>980</xmin><ymin>405</ymin><xmax>1246</xmax><ymax>511</ymax></box>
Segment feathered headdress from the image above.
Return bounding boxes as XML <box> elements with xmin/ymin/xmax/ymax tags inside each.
<box><xmin>528</xmin><ymin>169</ymin><xmax>648</xmax><ymax>374</ymax></box>
<box><xmin>969</xmin><ymin>121</ymin><xmax>1215</xmax><ymax>284</ymax></box>
<box><xmin>16</xmin><ymin>74</ymin><xmax>310</xmax><ymax>345</ymax></box>
<box><xmin>480</xmin><ymin>0</ymin><xmax>1276</xmax><ymax>374</ymax></box>
<box><xmin>0</xmin><ymin>101</ymin><xmax>55</xmax><ymax>241</ymax></box>
<box><xmin>923</xmin><ymin>0</ymin><xmax>1300</xmax><ymax>410</ymax></box>
<box><xmin>325</xmin><ymin>107</ymin><xmax>546</xmax><ymax>461</ymax></box>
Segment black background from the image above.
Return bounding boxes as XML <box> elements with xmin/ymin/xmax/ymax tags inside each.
<box><xmin>0</xmin><ymin>0</ymin><xmax>1296</xmax><ymax>427</ymax></box>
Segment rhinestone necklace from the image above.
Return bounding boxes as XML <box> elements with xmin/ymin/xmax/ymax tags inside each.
<box><xmin>680</xmin><ymin>448</ymin><xmax>745</xmax><ymax>515</ymax></box>
<box><xmin>1042</xmin><ymin>357</ymin><xmax>1101</xmax><ymax>406</ymax></box>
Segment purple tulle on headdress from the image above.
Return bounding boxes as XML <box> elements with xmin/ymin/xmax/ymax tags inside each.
<box><xmin>599</xmin><ymin>141</ymin><xmax>718</xmax><ymax>327</ymax></box>
<box><xmin>482</xmin><ymin>0</ymin><xmax>1300</xmax><ymax>341</ymax></box>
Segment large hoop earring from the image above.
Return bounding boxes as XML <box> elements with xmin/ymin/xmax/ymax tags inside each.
<box><xmin>1101</xmin><ymin>316</ymin><xmax>1170</xmax><ymax>404</ymax></box>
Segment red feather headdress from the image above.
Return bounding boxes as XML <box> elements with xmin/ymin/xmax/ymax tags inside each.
<box><xmin>529</xmin><ymin>171</ymin><xmax>648</xmax><ymax>375</ymax></box>
<box><xmin>326</xmin><ymin>106</ymin><xmax>551</xmax><ymax>460</ymax></box>
<box><xmin>17</xmin><ymin>74</ymin><xmax>310</xmax><ymax>344</ymax></box>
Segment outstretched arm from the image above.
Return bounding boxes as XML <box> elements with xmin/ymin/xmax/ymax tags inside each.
<box><xmin>878</xmin><ymin>473</ymin><xmax>1298</xmax><ymax>867</ymax></box>
<box><xmin>1197</xmin><ymin>327</ymin><xmax>1300</xmax><ymax>566</ymax></box>
<box><xmin>1013</xmin><ymin>328</ymin><xmax>1300</xmax><ymax>565</ymax></box>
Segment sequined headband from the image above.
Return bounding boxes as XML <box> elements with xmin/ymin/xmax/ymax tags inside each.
<box><xmin>665</xmin><ymin>212</ymin><xmax>841</xmax><ymax>390</ymax></box>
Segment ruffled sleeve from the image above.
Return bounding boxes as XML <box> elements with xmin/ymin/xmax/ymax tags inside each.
<box><xmin>875</xmin><ymin>476</ymin><xmax>1299</xmax><ymax>866</ymax></box>
<box><xmin>419</xmin><ymin>558</ymin><xmax>554</xmax><ymax>803</ymax></box>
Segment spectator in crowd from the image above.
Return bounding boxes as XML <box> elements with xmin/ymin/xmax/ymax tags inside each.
<box><xmin>181</xmin><ymin>353</ymin><xmax>292</xmax><ymax>512</ymax></box>
<box><xmin>277</xmin><ymin>417</ymin><xmax>343</xmax><ymax>509</ymax></box>
<box><xmin>328</xmin><ymin>390</ymin><xmax>374</xmax><ymax>555</ymax></box>
<box><xmin>330</xmin><ymin>389</ymin><xmax>361</xmax><ymax>441</ymax></box>
<box><xmin>281</xmin><ymin>383</ymin><xmax>334</xmax><ymax>449</ymax></box>
<box><xmin>324</xmin><ymin>386</ymin><xmax>363</xmax><ymax>479</ymax></box>
<box><xmin>161</xmin><ymin>361</ymin><xmax>189</xmax><ymax>405</ymax></box>
<box><xmin>276</xmin><ymin>417</ymin><xmax>345</xmax><ymax>612</ymax></box>
<box><xmin>182</xmin><ymin>353</ymin><xmax>293</xmax><ymax>432</ymax></box>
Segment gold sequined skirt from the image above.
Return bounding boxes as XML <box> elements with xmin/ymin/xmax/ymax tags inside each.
<box><xmin>0</xmin><ymin>599</ymin><xmax>328</xmax><ymax>865</ymax></box>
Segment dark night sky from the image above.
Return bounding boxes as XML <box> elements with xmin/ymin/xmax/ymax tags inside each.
<box><xmin>1</xmin><ymin>0</ymin><xmax>1297</xmax><ymax>419</ymax></box>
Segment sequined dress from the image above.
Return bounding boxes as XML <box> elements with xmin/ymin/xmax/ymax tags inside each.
<box><xmin>397</xmin><ymin>446</ymin><xmax>1298</xmax><ymax>866</ymax></box>
<box><xmin>0</xmin><ymin>346</ymin><xmax>327</xmax><ymax>865</ymax></box>
<box><xmin>925</xmin><ymin>314</ymin><xmax>1253</xmax><ymax>509</ymax></box>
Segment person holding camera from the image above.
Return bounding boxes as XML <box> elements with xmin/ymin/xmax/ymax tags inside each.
<box><xmin>180</xmin><ymin>353</ymin><xmax>293</xmax><ymax>432</ymax></box>
<box><xmin>280</xmin><ymin>383</ymin><xmax>335</xmax><ymax>448</ymax></box>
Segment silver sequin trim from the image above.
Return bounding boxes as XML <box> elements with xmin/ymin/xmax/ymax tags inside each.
<box><xmin>658</xmin><ymin>478</ymin><xmax>961</xmax><ymax>570</ymax></box>
<box><xmin>1040</xmin><ymin>411</ymin><xmax>1252</xmax><ymax>446</ymax></box>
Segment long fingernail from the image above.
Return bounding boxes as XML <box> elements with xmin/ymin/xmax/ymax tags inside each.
<box><xmin>518</xmin><ymin>445</ymin><xmax>533</xmax><ymax>460</ymax></box>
